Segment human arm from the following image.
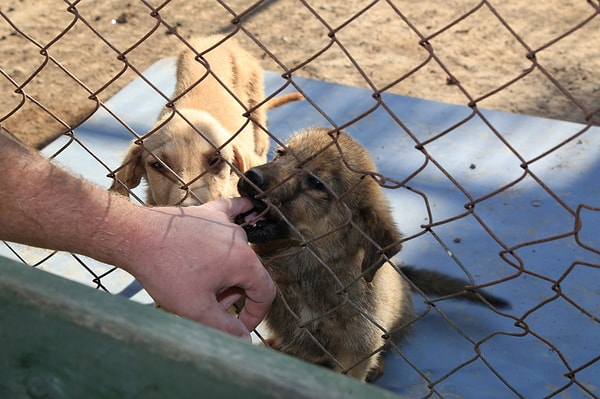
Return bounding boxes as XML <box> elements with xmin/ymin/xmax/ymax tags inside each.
<box><xmin>0</xmin><ymin>133</ymin><xmax>275</xmax><ymax>340</ymax></box>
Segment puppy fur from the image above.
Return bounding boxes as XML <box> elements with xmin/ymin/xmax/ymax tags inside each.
<box><xmin>109</xmin><ymin>35</ymin><xmax>300</xmax><ymax>205</ymax></box>
<box><xmin>236</xmin><ymin>128</ymin><xmax>509</xmax><ymax>381</ymax></box>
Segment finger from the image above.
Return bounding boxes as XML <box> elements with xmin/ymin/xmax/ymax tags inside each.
<box><xmin>237</xmin><ymin>268</ymin><xmax>276</xmax><ymax>332</ymax></box>
<box><xmin>206</xmin><ymin>301</ymin><xmax>252</xmax><ymax>342</ymax></box>
<box><xmin>150</xmin><ymin>289</ymin><xmax>251</xmax><ymax>341</ymax></box>
<box><xmin>217</xmin><ymin>287</ymin><xmax>245</xmax><ymax>310</ymax></box>
<box><xmin>205</xmin><ymin>197</ymin><xmax>253</xmax><ymax>218</ymax></box>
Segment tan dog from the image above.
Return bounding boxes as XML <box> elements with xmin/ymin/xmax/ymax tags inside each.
<box><xmin>110</xmin><ymin>35</ymin><xmax>301</xmax><ymax>205</ymax></box>
<box><xmin>236</xmin><ymin>128</ymin><xmax>509</xmax><ymax>381</ymax></box>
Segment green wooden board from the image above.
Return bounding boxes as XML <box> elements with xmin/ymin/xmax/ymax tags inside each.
<box><xmin>0</xmin><ymin>257</ymin><xmax>403</xmax><ymax>398</ymax></box>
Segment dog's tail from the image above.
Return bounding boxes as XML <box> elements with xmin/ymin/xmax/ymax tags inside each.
<box><xmin>400</xmin><ymin>266</ymin><xmax>511</xmax><ymax>309</ymax></box>
<box><xmin>263</xmin><ymin>92</ymin><xmax>304</xmax><ymax>110</ymax></box>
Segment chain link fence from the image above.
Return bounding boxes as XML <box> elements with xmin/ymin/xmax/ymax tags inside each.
<box><xmin>1</xmin><ymin>1</ymin><xmax>599</xmax><ymax>398</ymax></box>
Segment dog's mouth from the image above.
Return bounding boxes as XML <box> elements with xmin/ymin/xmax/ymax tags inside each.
<box><xmin>235</xmin><ymin>198</ymin><xmax>284</xmax><ymax>243</ymax></box>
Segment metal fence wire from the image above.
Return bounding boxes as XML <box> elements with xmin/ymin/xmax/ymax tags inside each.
<box><xmin>1</xmin><ymin>1</ymin><xmax>599</xmax><ymax>398</ymax></box>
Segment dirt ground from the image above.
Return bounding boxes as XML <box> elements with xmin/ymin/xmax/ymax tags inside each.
<box><xmin>1</xmin><ymin>0</ymin><xmax>599</xmax><ymax>148</ymax></box>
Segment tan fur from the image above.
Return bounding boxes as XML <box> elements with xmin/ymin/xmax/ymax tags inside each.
<box><xmin>110</xmin><ymin>35</ymin><xmax>301</xmax><ymax>205</ymax></box>
<box><xmin>237</xmin><ymin>128</ymin><xmax>414</xmax><ymax>381</ymax></box>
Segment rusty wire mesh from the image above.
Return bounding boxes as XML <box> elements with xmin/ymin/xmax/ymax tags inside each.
<box><xmin>1</xmin><ymin>1</ymin><xmax>599</xmax><ymax>398</ymax></box>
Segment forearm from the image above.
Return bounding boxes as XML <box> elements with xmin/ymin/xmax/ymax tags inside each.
<box><xmin>0</xmin><ymin>134</ymin><xmax>140</xmax><ymax>270</ymax></box>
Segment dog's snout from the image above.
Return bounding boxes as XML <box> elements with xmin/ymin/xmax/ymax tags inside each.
<box><xmin>238</xmin><ymin>168</ymin><xmax>265</xmax><ymax>195</ymax></box>
<box><xmin>244</xmin><ymin>168</ymin><xmax>265</xmax><ymax>189</ymax></box>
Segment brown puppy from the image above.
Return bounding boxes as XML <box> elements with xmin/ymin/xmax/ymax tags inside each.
<box><xmin>109</xmin><ymin>35</ymin><xmax>302</xmax><ymax>205</ymax></box>
<box><xmin>236</xmin><ymin>128</ymin><xmax>508</xmax><ymax>381</ymax></box>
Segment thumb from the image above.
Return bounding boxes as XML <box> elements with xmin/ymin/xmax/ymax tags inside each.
<box><xmin>205</xmin><ymin>197</ymin><xmax>254</xmax><ymax>218</ymax></box>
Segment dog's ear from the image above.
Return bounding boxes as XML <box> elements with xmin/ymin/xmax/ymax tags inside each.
<box><xmin>232</xmin><ymin>143</ymin><xmax>265</xmax><ymax>174</ymax></box>
<box><xmin>358</xmin><ymin>203</ymin><xmax>403</xmax><ymax>282</ymax></box>
<box><xmin>109</xmin><ymin>144</ymin><xmax>145</xmax><ymax>197</ymax></box>
<box><xmin>232</xmin><ymin>145</ymin><xmax>249</xmax><ymax>174</ymax></box>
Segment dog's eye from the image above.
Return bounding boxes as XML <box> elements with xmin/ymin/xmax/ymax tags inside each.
<box><xmin>307</xmin><ymin>174</ymin><xmax>326</xmax><ymax>191</ymax></box>
<box><xmin>274</xmin><ymin>149</ymin><xmax>286</xmax><ymax>159</ymax></box>
<box><xmin>208</xmin><ymin>157</ymin><xmax>222</xmax><ymax>168</ymax></box>
<box><xmin>150</xmin><ymin>161</ymin><xmax>164</xmax><ymax>170</ymax></box>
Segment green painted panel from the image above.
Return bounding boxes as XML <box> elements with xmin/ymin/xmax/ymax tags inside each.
<box><xmin>0</xmin><ymin>256</ymin><xmax>402</xmax><ymax>399</ymax></box>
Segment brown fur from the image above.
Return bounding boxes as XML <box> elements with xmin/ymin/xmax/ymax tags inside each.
<box><xmin>109</xmin><ymin>35</ymin><xmax>301</xmax><ymax>205</ymax></box>
<box><xmin>237</xmin><ymin>128</ymin><xmax>414</xmax><ymax>381</ymax></box>
<box><xmin>236</xmin><ymin>128</ymin><xmax>509</xmax><ymax>382</ymax></box>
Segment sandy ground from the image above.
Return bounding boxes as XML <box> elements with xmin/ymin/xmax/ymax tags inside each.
<box><xmin>1</xmin><ymin>0</ymin><xmax>599</xmax><ymax>148</ymax></box>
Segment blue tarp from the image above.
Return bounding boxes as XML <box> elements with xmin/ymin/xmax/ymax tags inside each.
<box><xmin>2</xmin><ymin>56</ymin><xmax>598</xmax><ymax>398</ymax></box>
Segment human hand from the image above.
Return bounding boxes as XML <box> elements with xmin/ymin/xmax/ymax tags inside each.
<box><xmin>123</xmin><ymin>197</ymin><xmax>275</xmax><ymax>341</ymax></box>
<box><xmin>0</xmin><ymin>136</ymin><xmax>273</xmax><ymax>340</ymax></box>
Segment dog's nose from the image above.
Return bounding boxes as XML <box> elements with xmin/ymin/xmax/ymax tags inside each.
<box><xmin>238</xmin><ymin>168</ymin><xmax>265</xmax><ymax>195</ymax></box>
<box><xmin>244</xmin><ymin>168</ymin><xmax>265</xmax><ymax>188</ymax></box>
